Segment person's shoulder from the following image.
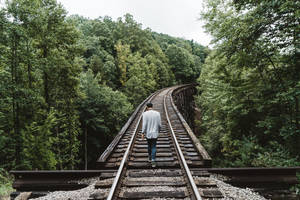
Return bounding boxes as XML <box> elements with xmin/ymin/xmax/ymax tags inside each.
<box><xmin>143</xmin><ymin>110</ymin><xmax>150</xmax><ymax>116</ymax></box>
<box><xmin>144</xmin><ymin>110</ymin><xmax>160</xmax><ymax>116</ymax></box>
<box><xmin>153</xmin><ymin>110</ymin><xmax>160</xmax><ymax>115</ymax></box>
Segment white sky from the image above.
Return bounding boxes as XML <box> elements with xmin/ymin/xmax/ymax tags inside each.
<box><xmin>0</xmin><ymin>0</ymin><xmax>212</xmax><ymax>46</ymax></box>
<box><xmin>56</xmin><ymin>0</ymin><xmax>212</xmax><ymax>46</ymax></box>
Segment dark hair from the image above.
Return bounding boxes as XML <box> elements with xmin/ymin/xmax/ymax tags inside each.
<box><xmin>146</xmin><ymin>102</ymin><xmax>153</xmax><ymax>108</ymax></box>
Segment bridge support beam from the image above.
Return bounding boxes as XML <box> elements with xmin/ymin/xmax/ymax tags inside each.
<box><xmin>172</xmin><ymin>85</ymin><xmax>197</xmax><ymax>131</ymax></box>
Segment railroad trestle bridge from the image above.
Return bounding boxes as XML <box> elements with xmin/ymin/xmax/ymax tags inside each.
<box><xmin>11</xmin><ymin>85</ymin><xmax>300</xmax><ymax>200</ymax></box>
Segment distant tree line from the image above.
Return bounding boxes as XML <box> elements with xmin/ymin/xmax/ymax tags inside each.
<box><xmin>196</xmin><ymin>0</ymin><xmax>300</xmax><ymax>167</ymax></box>
<box><xmin>0</xmin><ymin>0</ymin><xmax>207</xmax><ymax>170</ymax></box>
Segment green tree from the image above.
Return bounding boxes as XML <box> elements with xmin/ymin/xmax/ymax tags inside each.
<box><xmin>115</xmin><ymin>41</ymin><xmax>131</xmax><ymax>86</ymax></box>
<box><xmin>1</xmin><ymin>4</ymin><xmax>209</xmax><ymax>172</ymax></box>
<box><xmin>1</xmin><ymin>0</ymin><xmax>83</xmax><ymax>170</ymax></box>
<box><xmin>78</xmin><ymin>70</ymin><xmax>132</xmax><ymax>168</ymax></box>
<box><xmin>21</xmin><ymin>109</ymin><xmax>57</xmax><ymax>169</ymax></box>
<box><xmin>165</xmin><ymin>44</ymin><xmax>198</xmax><ymax>83</ymax></box>
<box><xmin>197</xmin><ymin>0</ymin><xmax>300</xmax><ymax>167</ymax></box>
<box><xmin>123</xmin><ymin>52</ymin><xmax>157</xmax><ymax>106</ymax></box>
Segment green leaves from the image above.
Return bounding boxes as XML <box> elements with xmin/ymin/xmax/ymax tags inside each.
<box><xmin>0</xmin><ymin>168</ymin><xmax>13</xmax><ymax>196</ymax></box>
<box><xmin>198</xmin><ymin>0</ymin><xmax>300</xmax><ymax>167</ymax></box>
<box><xmin>21</xmin><ymin>109</ymin><xmax>58</xmax><ymax>170</ymax></box>
<box><xmin>78</xmin><ymin>70</ymin><xmax>132</xmax><ymax>166</ymax></box>
<box><xmin>0</xmin><ymin>0</ymin><xmax>83</xmax><ymax>170</ymax></box>
<box><xmin>1</xmin><ymin>2</ymin><xmax>208</xmax><ymax>171</ymax></box>
<box><xmin>166</xmin><ymin>44</ymin><xmax>199</xmax><ymax>84</ymax></box>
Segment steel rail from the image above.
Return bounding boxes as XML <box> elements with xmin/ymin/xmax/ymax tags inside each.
<box><xmin>106</xmin><ymin>90</ymin><xmax>160</xmax><ymax>200</ymax></box>
<box><xmin>163</xmin><ymin>89</ymin><xmax>202</xmax><ymax>200</ymax></box>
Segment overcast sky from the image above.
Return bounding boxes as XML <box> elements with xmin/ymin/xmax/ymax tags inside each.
<box><xmin>56</xmin><ymin>0</ymin><xmax>212</xmax><ymax>46</ymax></box>
<box><xmin>0</xmin><ymin>0</ymin><xmax>212</xmax><ymax>46</ymax></box>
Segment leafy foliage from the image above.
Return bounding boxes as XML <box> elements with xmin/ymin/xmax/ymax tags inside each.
<box><xmin>0</xmin><ymin>0</ymin><xmax>83</xmax><ymax>170</ymax></box>
<box><xmin>78</xmin><ymin>70</ymin><xmax>132</xmax><ymax>168</ymax></box>
<box><xmin>166</xmin><ymin>44</ymin><xmax>198</xmax><ymax>83</ymax></box>
<box><xmin>0</xmin><ymin>168</ymin><xmax>13</xmax><ymax>196</ymax></box>
<box><xmin>0</xmin><ymin>1</ymin><xmax>207</xmax><ymax>171</ymax></box>
<box><xmin>197</xmin><ymin>0</ymin><xmax>300</xmax><ymax>167</ymax></box>
<box><xmin>21</xmin><ymin>109</ymin><xmax>58</xmax><ymax>170</ymax></box>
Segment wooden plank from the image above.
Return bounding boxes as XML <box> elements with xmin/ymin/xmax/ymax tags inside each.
<box><xmin>115</xmin><ymin>144</ymin><xmax>127</xmax><ymax>148</ymax></box>
<box><xmin>128</xmin><ymin>170</ymin><xmax>182</xmax><ymax>177</ymax></box>
<box><xmin>134</xmin><ymin>141</ymin><xmax>171</xmax><ymax>145</ymax></box>
<box><xmin>194</xmin><ymin>178</ymin><xmax>217</xmax><ymax>187</ymax></box>
<box><xmin>120</xmin><ymin>190</ymin><xmax>188</xmax><ymax>199</ymax></box>
<box><xmin>187</xmin><ymin>160</ymin><xmax>205</xmax><ymax>167</ymax></box>
<box><xmin>185</xmin><ymin>152</ymin><xmax>199</xmax><ymax>156</ymax></box>
<box><xmin>185</xmin><ymin>156</ymin><xmax>203</xmax><ymax>161</ymax></box>
<box><xmin>129</xmin><ymin>157</ymin><xmax>175</xmax><ymax>162</ymax></box>
<box><xmin>103</xmin><ymin>163</ymin><xmax>118</xmax><ymax>168</ymax></box>
<box><xmin>118</xmin><ymin>142</ymin><xmax>129</xmax><ymax>145</ymax></box>
<box><xmin>136</xmin><ymin>137</ymin><xmax>170</xmax><ymax>141</ymax></box>
<box><xmin>128</xmin><ymin>161</ymin><xmax>179</xmax><ymax>168</ymax></box>
<box><xmin>177</xmin><ymin>137</ymin><xmax>190</xmax><ymax>140</ymax></box>
<box><xmin>124</xmin><ymin>180</ymin><xmax>186</xmax><ymax>187</ymax></box>
<box><xmin>179</xmin><ymin>140</ymin><xmax>192</xmax><ymax>144</ymax></box>
<box><xmin>131</xmin><ymin>152</ymin><xmax>173</xmax><ymax>157</ymax></box>
<box><xmin>132</xmin><ymin>148</ymin><xmax>173</xmax><ymax>153</ymax></box>
<box><xmin>134</xmin><ymin>144</ymin><xmax>171</xmax><ymax>148</ymax></box>
<box><xmin>95</xmin><ymin>180</ymin><xmax>113</xmax><ymax>188</ymax></box>
<box><xmin>110</xmin><ymin>153</ymin><xmax>123</xmax><ymax>158</ymax></box>
<box><xmin>106</xmin><ymin>157</ymin><xmax>123</xmax><ymax>163</ymax></box>
<box><xmin>180</xmin><ymin>144</ymin><xmax>194</xmax><ymax>148</ymax></box>
<box><xmin>199</xmin><ymin>189</ymin><xmax>223</xmax><ymax>198</ymax></box>
<box><xmin>184</xmin><ymin>148</ymin><xmax>198</xmax><ymax>152</ymax></box>
<box><xmin>114</xmin><ymin>148</ymin><xmax>126</xmax><ymax>153</ymax></box>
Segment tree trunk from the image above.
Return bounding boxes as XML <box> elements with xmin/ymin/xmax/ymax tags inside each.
<box><xmin>42</xmin><ymin>47</ymin><xmax>50</xmax><ymax>111</ymax></box>
<box><xmin>26</xmin><ymin>40</ymin><xmax>32</xmax><ymax>88</ymax></box>
<box><xmin>43</xmin><ymin>71</ymin><xmax>50</xmax><ymax>111</ymax></box>
<box><xmin>11</xmin><ymin>31</ymin><xmax>21</xmax><ymax>167</ymax></box>
<box><xmin>56</xmin><ymin>126</ymin><xmax>63</xmax><ymax>170</ymax></box>
<box><xmin>85</xmin><ymin>125</ymin><xmax>88</xmax><ymax>170</ymax></box>
<box><xmin>295</xmin><ymin>96</ymin><xmax>299</xmax><ymax>131</ymax></box>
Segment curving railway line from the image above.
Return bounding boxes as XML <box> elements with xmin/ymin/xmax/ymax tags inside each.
<box><xmin>93</xmin><ymin>85</ymin><xmax>222</xmax><ymax>199</ymax></box>
<box><xmin>10</xmin><ymin>85</ymin><xmax>300</xmax><ymax>200</ymax></box>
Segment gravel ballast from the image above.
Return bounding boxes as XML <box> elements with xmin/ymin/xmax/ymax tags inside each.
<box><xmin>31</xmin><ymin>178</ymin><xmax>104</xmax><ymax>200</ymax></box>
<box><xmin>210</xmin><ymin>176</ymin><xmax>267</xmax><ymax>200</ymax></box>
<box><xmin>31</xmin><ymin>174</ymin><xmax>267</xmax><ymax>200</ymax></box>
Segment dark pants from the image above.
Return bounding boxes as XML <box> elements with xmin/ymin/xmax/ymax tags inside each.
<box><xmin>147</xmin><ymin>138</ymin><xmax>157</xmax><ymax>161</ymax></box>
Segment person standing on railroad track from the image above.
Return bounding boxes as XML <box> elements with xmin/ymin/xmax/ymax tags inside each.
<box><xmin>141</xmin><ymin>102</ymin><xmax>162</xmax><ymax>168</ymax></box>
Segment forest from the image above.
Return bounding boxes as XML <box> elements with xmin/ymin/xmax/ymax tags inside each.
<box><xmin>0</xmin><ymin>0</ymin><xmax>299</xmax><ymax>196</ymax></box>
<box><xmin>196</xmin><ymin>0</ymin><xmax>300</xmax><ymax>167</ymax></box>
<box><xmin>0</xmin><ymin>0</ymin><xmax>208</xmax><ymax>194</ymax></box>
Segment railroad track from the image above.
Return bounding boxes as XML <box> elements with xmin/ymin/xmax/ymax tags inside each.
<box><xmin>92</xmin><ymin>86</ymin><xmax>222</xmax><ymax>199</ymax></box>
<box><xmin>10</xmin><ymin>85</ymin><xmax>300</xmax><ymax>199</ymax></box>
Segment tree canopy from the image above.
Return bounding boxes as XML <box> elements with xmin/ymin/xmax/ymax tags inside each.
<box><xmin>196</xmin><ymin>0</ymin><xmax>300</xmax><ymax>167</ymax></box>
<box><xmin>0</xmin><ymin>0</ymin><xmax>207</xmax><ymax>171</ymax></box>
